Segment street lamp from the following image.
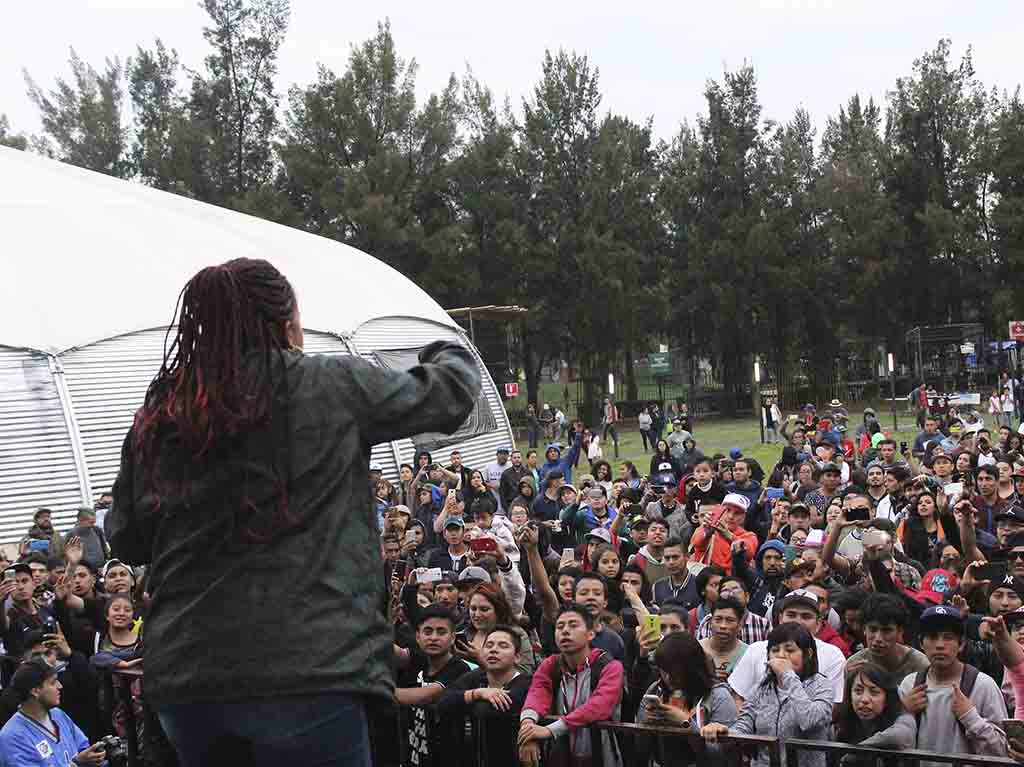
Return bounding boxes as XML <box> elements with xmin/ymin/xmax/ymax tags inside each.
<box><xmin>754</xmin><ymin>359</ymin><xmax>764</xmax><ymax>444</ymax></box>
<box><xmin>888</xmin><ymin>353</ymin><xmax>897</xmax><ymax>432</ymax></box>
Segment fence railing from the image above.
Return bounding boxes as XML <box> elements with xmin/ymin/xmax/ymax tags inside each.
<box><xmin>782</xmin><ymin>737</ymin><xmax>1016</xmax><ymax>767</ymax></box>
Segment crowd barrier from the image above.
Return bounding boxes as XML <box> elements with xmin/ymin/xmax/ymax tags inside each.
<box><xmin>372</xmin><ymin>703</ymin><xmax>1018</xmax><ymax>767</ymax></box>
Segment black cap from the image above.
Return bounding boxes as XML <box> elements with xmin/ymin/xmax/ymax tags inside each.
<box><xmin>919</xmin><ymin>604</ymin><xmax>965</xmax><ymax>635</ymax></box>
<box><xmin>9</xmin><ymin>658</ymin><xmax>65</xmax><ymax>701</ymax></box>
<box><xmin>5</xmin><ymin>563</ymin><xmax>31</xmax><ymax>576</ymax></box>
<box><xmin>997</xmin><ymin>505</ymin><xmax>1024</xmax><ymax>524</ymax></box>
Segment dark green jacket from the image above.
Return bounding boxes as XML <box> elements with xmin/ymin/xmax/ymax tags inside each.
<box><xmin>107</xmin><ymin>341</ymin><xmax>480</xmax><ymax>707</ymax></box>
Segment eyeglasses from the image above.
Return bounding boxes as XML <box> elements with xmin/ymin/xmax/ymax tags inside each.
<box><xmin>1011</xmin><ymin>551</ymin><xmax>1024</xmax><ymax>562</ymax></box>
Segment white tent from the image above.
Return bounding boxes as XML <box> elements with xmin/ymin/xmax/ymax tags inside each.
<box><xmin>0</xmin><ymin>147</ymin><xmax>513</xmax><ymax>543</ymax></box>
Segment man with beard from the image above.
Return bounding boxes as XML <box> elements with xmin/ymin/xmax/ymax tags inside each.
<box><xmin>734</xmin><ymin>539</ymin><xmax>787</xmax><ymax>618</ymax></box>
<box><xmin>18</xmin><ymin>509</ymin><xmax>64</xmax><ymax>560</ymax></box>
<box><xmin>499</xmin><ymin>451</ymin><xmax>530</xmax><ymax>512</ymax></box>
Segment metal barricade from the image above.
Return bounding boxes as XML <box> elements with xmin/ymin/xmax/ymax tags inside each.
<box><xmin>590</xmin><ymin>721</ymin><xmax>782</xmax><ymax>767</ymax></box>
<box><xmin>783</xmin><ymin>738</ymin><xmax>1017</xmax><ymax>767</ymax></box>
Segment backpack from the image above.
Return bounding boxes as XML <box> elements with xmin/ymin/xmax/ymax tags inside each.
<box><xmin>913</xmin><ymin>664</ymin><xmax>980</xmax><ymax>734</ymax></box>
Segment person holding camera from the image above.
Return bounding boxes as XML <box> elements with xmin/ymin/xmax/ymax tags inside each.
<box><xmin>0</xmin><ymin>657</ymin><xmax>108</xmax><ymax>766</ymax></box>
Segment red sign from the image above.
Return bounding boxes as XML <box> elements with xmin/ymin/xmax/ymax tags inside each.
<box><xmin>1011</xmin><ymin>321</ymin><xmax>1024</xmax><ymax>342</ymax></box>
<box><xmin>504</xmin><ymin>382</ymin><xmax>520</xmax><ymax>398</ymax></box>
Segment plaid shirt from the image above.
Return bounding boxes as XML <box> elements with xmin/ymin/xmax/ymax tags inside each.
<box><xmin>695</xmin><ymin>609</ymin><xmax>771</xmax><ymax>644</ymax></box>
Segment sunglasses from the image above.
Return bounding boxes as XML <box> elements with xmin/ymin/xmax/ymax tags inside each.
<box><xmin>1011</xmin><ymin>551</ymin><xmax>1024</xmax><ymax>562</ymax></box>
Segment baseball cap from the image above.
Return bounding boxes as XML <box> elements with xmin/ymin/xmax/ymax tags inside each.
<box><xmin>443</xmin><ymin>517</ymin><xmax>465</xmax><ymax>530</ymax></box>
<box><xmin>587</xmin><ymin>487</ymin><xmax>606</xmax><ymax>500</ymax></box>
<box><xmin>458</xmin><ymin>566</ymin><xmax>491</xmax><ymax>585</ymax></box>
<box><xmin>369</xmin><ymin>462</ymin><xmax>383</xmax><ymax>473</ymax></box>
<box><xmin>722</xmin><ymin>493</ymin><xmax>751</xmax><ymax>512</ymax></box>
<box><xmin>729</xmin><ymin>448</ymin><xmax>743</xmax><ymax>460</ymax></box>
<box><xmin>5</xmin><ymin>563</ymin><xmax>31</xmax><ymax>576</ymax></box>
<box><xmin>390</xmin><ymin>504</ymin><xmax>412</xmax><ymax>517</ymax></box>
<box><xmin>779</xmin><ymin>588</ymin><xmax>820</xmax><ymax>613</ymax></box>
<box><xmin>9</xmin><ymin>658</ymin><xmax>66</xmax><ymax>700</ymax></box>
<box><xmin>918</xmin><ymin>569</ymin><xmax>958</xmax><ymax>605</ymax></box>
<box><xmin>988</xmin><ymin>574</ymin><xmax>1024</xmax><ymax>600</ymax></box>
<box><xmin>919</xmin><ymin>604</ymin><xmax>965</xmax><ymax>635</ymax></box>
<box><xmin>784</xmin><ymin>558</ymin><xmax>815</xmax><ymax>578</ymax></box>
<box><xmin>651</xmin><ymin>471</ymin><xmax>677</xmax><ymax>487</ymax></box>
<box><xmin>586</xmin><ymin>528</ymin><xmax>612</xmax><ymax>545</ymax></box>
<box><xmin>497</xmin><ymin>446</ymin><xmax>511</xmax><ymax>454</ymax></box>
<box><xmin>1013</xmin><ymin>466</ymin><xmax>1024</xmax><ymax>480</ymax></box>
<box><xmin>1004</xmin><ymin>606</ymin><xmax>1024</xmax><ymax>629</ymax></box>
<box><xmin>997</xmin><ymin>505</ymin><xmax>1024</xmax><ymax>524</ymax></box>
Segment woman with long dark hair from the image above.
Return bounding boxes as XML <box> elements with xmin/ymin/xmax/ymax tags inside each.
<box><xmin>897</xmin><ymin>491</ymin><xmax>959</xmax><ymax>568</ymax></box>
<box><xmin>835</xmin><ymin>663</ymin><xmax>915</xmax><ymax>759</ymax></box>
<box><xmin>106</xmin><ymin>258</ymin><xmax>479</xmax><ymax>767</ymax></box>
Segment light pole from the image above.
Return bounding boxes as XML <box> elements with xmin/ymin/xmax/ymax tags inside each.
<box><xmin>754</xmin><ymin>359</ymin><xmax>764</xmax><ymax>444</ymax></box>
<box><xmin>888</xmin><ymin>352</ymin><xmax>897</xmax><ymax>432</ymax></box>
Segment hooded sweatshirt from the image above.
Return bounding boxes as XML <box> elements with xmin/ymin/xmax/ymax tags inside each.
<box><xmin>540</xmin><ymin>435</ymin><xmax>582</xmax><ymax>485</ymax></box>
<box><xmin>521</xmin><ymin>649</ymin><xmax>623</xmax><ymax>767</ymax></box>
<box><xmin>737</xmin><ymin>540</ymin><xmax>787</xmax><ymax>618</ymax></box>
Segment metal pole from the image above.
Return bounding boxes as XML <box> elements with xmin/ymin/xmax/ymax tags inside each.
<box><xmin>891</xmin><ymin>368</ymin><xmax>898</xmax><ymax>433</ymax></box>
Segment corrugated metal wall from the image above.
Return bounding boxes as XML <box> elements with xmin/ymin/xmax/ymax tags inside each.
<box><xmin>352</xmin><ymin>317</ymin><xmax>515</xmax><ymax>476</ymax></box>
<box><xmin>0</xmin><ymin>346</ymin><xmax>81</xmax><ymax>542</ymax></box>
<box><xmin>0</xmin><ymin>318</ymin><xmax>510</xmax><ymax>543</ymax></box>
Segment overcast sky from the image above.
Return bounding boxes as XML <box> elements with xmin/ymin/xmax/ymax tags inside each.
<box><xmin>2</xmin><ymin>0</ymin><xmax>1022</xmax><ymax>143</ymax></box>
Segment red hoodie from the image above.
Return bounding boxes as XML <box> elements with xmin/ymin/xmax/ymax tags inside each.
<box><xmin>817</xmin><ymin>622</ymin><xmax>852</xmax><ymax>658</ymax></box>
<box><xmin>521</xmin><ymin>648</ymin><xmax>624</xmax><ymax>735</ymax></box>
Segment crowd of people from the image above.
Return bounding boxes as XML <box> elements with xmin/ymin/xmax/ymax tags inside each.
<box><xmin>8</xmin><ymin>381</ymin><xmax>1024</xmax><ymax>766</ymax></box>
<box><xmin>371</xmin><ymin>390</ymin><xmax>1024</xmax><ymax>767</ymax></box>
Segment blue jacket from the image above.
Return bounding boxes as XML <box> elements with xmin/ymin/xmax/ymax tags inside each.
<box><xmin>0</xmin><ymin>708</ymin><xmax>92</xmax><ymax>767</ymax></box>
<box><xmin>540</xmin><ymin>436</ymin><xmax>582</xmax><ymax>484</ymax></box>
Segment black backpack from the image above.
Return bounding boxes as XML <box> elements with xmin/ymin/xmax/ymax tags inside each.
<box><xmin>913</xmin><ymin>664</ymin><xmax>980</xmax><ymax>734</ymax></box>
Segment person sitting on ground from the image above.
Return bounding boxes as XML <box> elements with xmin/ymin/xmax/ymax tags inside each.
<box><xmin>702</xmin><ymin>622</ymin><xmax>833</xmax><ymax>767</ymax></box>
<box><xmin>0</xmin><ymin>658</ymin><xmax>106</xmax><ymax>767</ymax></box>
<box><xmin>898</xmin><ymin>605</ymin><xmax>1007</xmax><ymax>759</ymax></box>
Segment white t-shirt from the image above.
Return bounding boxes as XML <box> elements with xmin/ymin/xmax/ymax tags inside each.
<box><xmin>728</xmin><ymin>637</ymin><xmax>846</xmax><ymax>703</ymax></box>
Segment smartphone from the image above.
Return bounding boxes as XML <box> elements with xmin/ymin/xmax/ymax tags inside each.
<box><xmin>944</xmin><ymin>482</ymin><xmax>964</xmax><ymax>499</ymax></box>
<box><xmin>403</xmin><ymin>530</ymin><xmax>418</xmax><ymax>545</ymax></box>
<box><xmin>469</xmin><ymin>537</ymin><xmax>499</xmax><ymax>555</ymax></box>
<box><xmin>27</xmin><ymin>539</ymin><xmax>50</xmax><ymax>552</ymax></box>
<box><xmin>643</xmin><ymin>614</ymin><xmax>662</xmax><ymax>635</ymax></box>
<box><xmin>416</xmin><ymin>567</ymin><xmax>444</xmax><ymax>584</ymax></box>
<box><xmin>447</xmin><ymin>489</ymin><xmax>456</xmax><ymax>501</ymax></box>
<box><xmin>806</xmin><ymin>529</ymin><xmax>825</xmax><ymax>548</ymax></box>
<box><xmin>862</xmin><ymin>529</ymin><xmax>889</xmax><ymax>548</ymax></box>
<box><xmin>392</xmin><ymin>559</ymin><xmax>409</xmax><ymax>579</ymax></box>
<box><xmin>900</xmin><ymin>441</ymin><xmax>908</xmax><ymax>454</ymax></box>
<box><xmin>642</xmin><ymin>694</ymin><xmax>663</xmax><ymax>708</ymax></box>
<box><xmin>705</xmin><ymin>505</ymin><xmax>725</xmax><ymax>528</ymax></box>
<box><xmin>976</xmin><ymin>561</ymin><xmax>1008</xmax><ymax>584</ymax></box>
<box><xmin>3</xmin><ymin>569</ymin><xmax>15</xmax><ymax>583</ymax></box>
<box><xmin>560</xmin><ymin>548</ymin><xmax>576</xmax><ymax>568</ymax></box>
<box><xmin>846</xmin><ymin>507</ymin><xmax>870</xmax><ymax>522</ymax></box>
<box><xmin>766</xmin><ymin>487</ymin><xmax>785</xmax><ymax>501</ymax></box>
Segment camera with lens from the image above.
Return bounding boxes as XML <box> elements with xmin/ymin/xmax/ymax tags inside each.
<box><xmin>100</xmin><ymin>735</ymin><xmax>127</xmax><ymax>760</ymax></box>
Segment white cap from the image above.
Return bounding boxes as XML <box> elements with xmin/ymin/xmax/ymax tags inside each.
<box><xmin>722</xmin><ymin>493</ymin><xmax>751</xmax><ymax>511</ymax></box>
<box><xmin>370</xmin><ymin>462</ymin><xmax>383</xmax><ymax>472</ymax></box>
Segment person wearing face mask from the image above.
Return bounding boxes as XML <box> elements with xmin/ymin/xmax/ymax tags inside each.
<box><xmin>437</xmin><ymin>626</ymin><xmax>531</xmax><ymax>767</ymax></box>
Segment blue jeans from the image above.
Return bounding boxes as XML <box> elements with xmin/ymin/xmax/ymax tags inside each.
<box><xmin>158</xmin><ymin>693</ymin><xmax>370</xmax><ymax>767</ymax></box>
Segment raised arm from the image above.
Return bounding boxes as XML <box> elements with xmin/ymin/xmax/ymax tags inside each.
<box><xmin>519</xmin><ymin>526</ymin><xmax>559</xmax><ymax>622</ymax></box>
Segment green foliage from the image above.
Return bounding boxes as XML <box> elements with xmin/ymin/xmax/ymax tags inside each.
<box><xmin>0</xmin><ymin>115</ymin><xmax>28</xmax><ymax>150</ymax></box>
<box><xmin>16</xmin><ymin>26</ymin><xmax>1024</xmax><ymax>408</ymax></box>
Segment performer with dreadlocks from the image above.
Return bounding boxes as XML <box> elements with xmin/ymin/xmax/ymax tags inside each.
<box><xmin>106</xmin><ymin>258</ymin><xmax>480</xmax><ymax>766</ymax></box>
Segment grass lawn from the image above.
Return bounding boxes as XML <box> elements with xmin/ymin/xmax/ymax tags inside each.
<box><xmin>513</xmin><ymin>409</ymin><xmax>924</xmax><ymax>475</ymax></box>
